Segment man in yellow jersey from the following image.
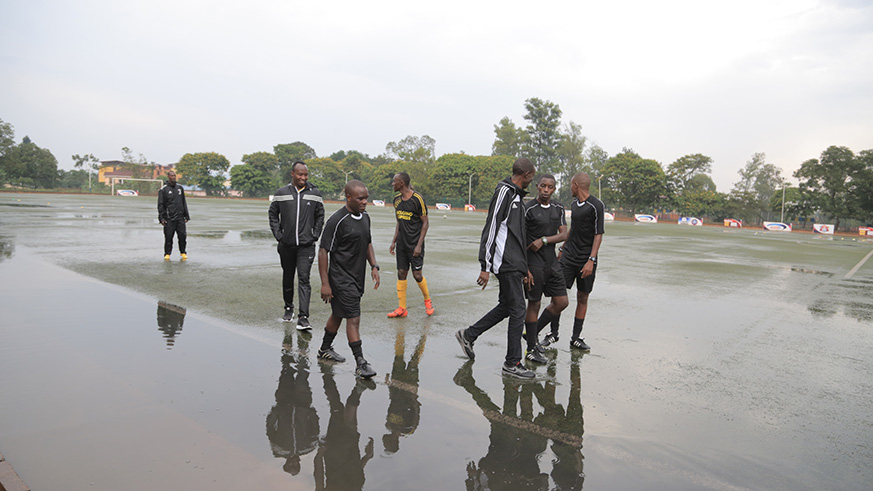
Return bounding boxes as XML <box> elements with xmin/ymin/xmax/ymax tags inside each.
<box><xmin>387</xmin><ymin>172</ymin><xmax>434</xmax><ymax>317</ymax></box>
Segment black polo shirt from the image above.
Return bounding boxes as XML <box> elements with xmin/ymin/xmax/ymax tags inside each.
<box><xmin>393</xmin><ymin>191</ymin><xmax>427</xmax><ymax>251</ymax></box>
<box><xmin>524</xmin><ymin>199</ymin><xmax>566</xmax><ymax>267</ymax></box>
<box><xmin>562</xmin><ymin>195</ymin><xmax>605</xmax><ymax>264</ymax></box>
<box><xmin>320</xmin><ymin>208</ymin><xmax>372</xmax><ymax>296</ymax></box>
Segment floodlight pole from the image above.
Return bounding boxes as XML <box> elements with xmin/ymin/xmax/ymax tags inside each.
<box><xmin>468</xmin><ymin>173</ymin><xmax>474</xmax><ymax>206</ymax></box>
<box><xmin>343</xmin><ymin>170</ymin><xmax>353</xmax><ymax>184</ymax></box>
<box><xmin>781</xmin><ymin>181</ymin><xmax>786</xmax><ymax>223</ymax></box>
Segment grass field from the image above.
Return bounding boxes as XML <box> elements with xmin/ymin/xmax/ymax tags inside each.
<box><xmin>1</xmin><ymin>192</ymin><xmax>871</xmax><ymax>490</ymax></box>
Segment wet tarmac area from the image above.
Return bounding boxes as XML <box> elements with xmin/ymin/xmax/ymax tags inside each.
<box><xmin>1</xmin><ymin>193</ymin><xmax>872</xmax><ymax>490</ymax></box>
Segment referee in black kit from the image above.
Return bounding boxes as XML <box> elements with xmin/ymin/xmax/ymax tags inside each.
<box><xmin>316</xmin><ymin>180</ymin><xmax>380</xmax><ymax>379</ymax></box>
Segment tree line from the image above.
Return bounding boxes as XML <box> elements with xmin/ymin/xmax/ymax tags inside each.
<box><xmin>2</xmin><ymin>105</ymin><xmax>871</xmax><ymax>230</ymax></box>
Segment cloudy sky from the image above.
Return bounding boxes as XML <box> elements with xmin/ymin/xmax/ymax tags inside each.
<box><xmin>2</xmin><ymin>0</ymin><xmax>871</xmax><ymax>191</ymax></box>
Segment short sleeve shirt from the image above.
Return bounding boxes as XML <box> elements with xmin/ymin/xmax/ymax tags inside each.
<box><xmin>524</xmin><ymin>199</ymin><xmax>566</xmax><ymax>267</ymax></box>
<box><xmin>393</xmin><ymin>191</ymin><xmax>427</xmax><ymax>252</ymax></box>
<box><xmin>561</xmin><ymin>195</ymin><xmax>605</xmax><ymax>265</ymax></box>
<box><xmin>319</xmin><ymin>207</ymin><xmax>372</xmax><ymax>296</ymax></box>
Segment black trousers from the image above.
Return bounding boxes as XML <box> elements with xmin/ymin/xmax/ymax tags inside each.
<box><xmin>278</xmin><ymin>242</ymin><xmax>316</xmax><ymax>317</ymax></box>
<box><xmin>467</xmin><ymin>271</ymin><xmax>526</xmax><ymax>365</ymax></box>
<box><xmin>163</xmin><ymin>220</ymin><xmax>187</xmax><ymax>255</ymax></box>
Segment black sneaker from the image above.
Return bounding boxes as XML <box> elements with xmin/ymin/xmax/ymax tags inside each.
<box><xmin>502</xmin><ymin>362</ymin><xmax>535</xmax><ymax>379</ymax></box>
<box><xmin>355</xmin><ymin>358</ymin><xmax>376</xmax><ymax>379</ymax></box>
<box><xmin>296</xmin><ymin>316</ymin><xmax>312</xmax><ymax>331</ymax></box>
<box><xmin>455</xmin><ymin>329</ymin><xmax>475</xmax><ymax>359</ymax></box>
<box><xmin>318</xmin><ymin>347</ymin><xmax>346</xmax><ymax>362</ymax></box>
<box><xmin>570</xmin><ymin>338</ymin><xmax>591</xmax><ymax>351</ymax></box>
<box><xmin>540</xmin><ymin>333</ymin><xmax>559</xmax><ymax>348</ymax></box>
<box><xmin>525</xmin><ymin>347</ymin><xmax>548</xmax><ymax>364</ymax></box>
<box><xmin>282</xmin><ymin>309</ymin><xmax>295</xmax><ymax>323</ymax></box>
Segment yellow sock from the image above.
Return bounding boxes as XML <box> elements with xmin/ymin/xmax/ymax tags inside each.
<box><xmin>416</xmin><ymin>277</ymin><xmax>431</xmax><ymax>301</ymax></box>
<box><xmin>397</xmin><ymin>279</ymin><xmax>408</xmax><ymax>309</ymax></box>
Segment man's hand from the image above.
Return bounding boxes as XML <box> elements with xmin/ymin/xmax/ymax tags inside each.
<box><xmin>371</xmin><ymin>267</ymin><xmax>381</xmax><ymax>290</ymax></box>
<box><xmin>528</xmin><ymin>238</ymin><xmax>544</xmax><ymax>252</ymax></box>
<box><xmin>321</xmin><ymin>284</ymin><xmax>333</xmax><ymax>303</ymax></box>
<box><xmin>389</xmin><ymin>242</ymin><xmax>395</xmax><ymax>256</ymax></box>
<box><xmin>580</xmin><ymin>261</ymin><xmax>594</xmax><ymax>278</ymax></box>
<box><xmin>413</xmin><ymin>244</ymin><xmax>422</xmax><ymax>257</ymax></box>
<box><xmin>160</xmin><ymin>219</ymin><xmax>167</xmax><ymax>225</ymax></box>
<box><xmin>524</xmin><ymin>270</ymin><xmax>534</xmax><ymax>291</ymax></box>
<box><xmin>477</xmin><ymin>271</ymin><xmax>490</xmax><ymax>290</ymax></box>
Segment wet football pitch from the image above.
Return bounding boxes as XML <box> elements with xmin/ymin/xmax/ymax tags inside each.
<box><xmin>1</xmin><ymin>192</ymin><xmax>872</xmax><ymax>490</ymax></box>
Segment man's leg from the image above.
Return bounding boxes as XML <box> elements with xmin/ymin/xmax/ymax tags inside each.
<box><xmin>318</xmin><ymin>314</ymin><xmax>346</xmax><ymax>362</ymax></box>
<box><xmin>570</xmin><ymin>291</ymin><xmax>591</xmax><ymax>350</ymax></box>
<box><xmin>296</xmin><ymin>244</ymin><xmax>316</xmax><ymax>319</ymax></box>
<box><xmin>412</xmin><ymin>268</ymin><xmax>433</xmax><ymax>315</ymax></box>
<box><xmin>502</xmin><ymin>272</ymin><xmax>527</xmax><ymax>366</ymax></box>
<box><xmin>277</xmin><ymin>243</ymin><xmax>298</xmax><ymax>319</ymax></box>
<box><xmin>163</xmin><ymin>221</ymin><xmax>175</xmax><ymax>255</ymax></box>
<box><xmin>345</xmin><ymin>316</ymin><xmax>376</xmax><ymax>378</ymax></box>
<box><xmin>176</xmin><ymin>220</ymin><xmax>187</xmax><ymax>254</ymax></box>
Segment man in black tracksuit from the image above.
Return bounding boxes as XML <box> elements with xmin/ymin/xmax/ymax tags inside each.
<box><xmin>269</xmin><ymin>161</ymin><xmax>325</xmax><ymax>330</ymax></box>
<box><xmin>157</xmin><ymin>170</ymin><xmax>190</xmax><ymax>260</ymax></box>
<box><xmin>456</xmin><ymin>157</ymin><xmax>537</xmax><ymax>379</ymax></box>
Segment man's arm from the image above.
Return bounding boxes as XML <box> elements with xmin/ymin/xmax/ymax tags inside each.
<box><xmin>367</xmin><ymin>243</ymin><xmax>380</xmax><ymax>289</ymax></box>
<box><xmin>414</xmin><ymin>214</ymin><xmax>428</xmax><ymax>257</ymax></box>
<box><xmin>157</xmin><ymin>189</ymin><xmax>167</xmax><ymax>223</ymax></box>
<box><xmin>389</xmin><ymin>221</ymin><xmax>399</xmax><ymax>255</ymax></box>
<box><xmin>268</xmin><ymin>199</ymin><xmax>281</xmax><ymax>240</ymax></box>
<box><xmin>318</xmin><ymin>247</ymin><xmax>332</xmax><ymax>302</ymax></box>
<box><xmin>580</xmin><ymin>234</ymin><xmax>602</xmax><ymax>278</ymax></box>
<box><xmin>313</xmin><ymin>193</ymin><xmax>325</xmax><ymax>239</ymax></box>
<box><xmin>478</xmin><ymin>185</ymin><xmax>510</xmax><ymax>273</ymax></box>
<box><xmin>182</xmin><ymin>191</ymin><xmax>190</xmax><ymax>222</ymax></box>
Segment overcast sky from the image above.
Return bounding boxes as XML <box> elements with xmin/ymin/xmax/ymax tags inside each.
<box><xmin>2</xmin><ymin>0</ymin><xmax>871</xmax><ymax>191</ymax></box>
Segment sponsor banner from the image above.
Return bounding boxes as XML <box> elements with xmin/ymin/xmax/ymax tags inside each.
<box><xmin>604</xmin><ymin>212</ymin><xmax>615</xmax><ymax>222</ymax></box>
<box><xmin>464</xmin><ymin>204</ymin><xmax>476</xmax><ymax>211</ymax></box>
<box><xmin>858</xmin><ymin>227</ymin><xmax>872</xmax><ymax>236</ymax></box>
<box><xmin>372</xmin><ymin>200</ymin><xmax>385</xmax><ymax>206</ymax></box>
<box><xmin>813</xmin><ymin>224</ymin><xmax>834</xmax><ymax>235</ymax></box>
<box><xmin>117</xmin><ymin>189</ymin><xmax>139</xmax><ymax>196</ymax></box>
<box><xmin>679</xmin><ymin>217</ymin><xmax>703</xmax><ymax>226</ymax></box>
<box><xmin>435</xmin><ymin>203</ymin><xmax>451</xmax><ymax>211</ymax></box>
<box><xmin>634</xmin><ymin>214</ymin><xmax>657</xmax><ymax>223</ymax></box>
<box><xmin>724</xmin><ymin>218</ymin><xmax>742</xmax><ymax>228</ymax></box>
<box><xmin>763</xmin><ymin>221</ymin><xmax>792</xmax><ymax>232</ymax></box>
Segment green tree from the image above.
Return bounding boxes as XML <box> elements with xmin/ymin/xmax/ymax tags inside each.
<box><xmin>583</xmin><ymin>144</ymin><xmax>610</xmax><ymax>202</ymax></box>
<box><xmin>674</xmin><ymin>190</ymin><xmax>726</xmax><ymax>219</ymax></box>
<box><xmin>522</xmin><ymin>97</ymin><xmax>563</xmax><ymax>174</ymax></box>
<box><xmin>731</xmin><ymin>152</ymin><xmax>783</xmax><ymax>224</ymax></box>
<box><xmin>384</xmin><ymin>135</ymin><xmax>435</xmax><ymax>191</ymax></box>
<box><xmin>793</xmin><ymin>146</ymin><xmax>864</xmax><ymax>231</ymax></box>
<box><xmin>855</xmin><ymin>150</ymin><xmax>873</xmax><ymax>223</ymax></box>
<box><xmin>306</xmin><ymin>157</ymin><xmax>344</xmax><ymax>199</ymax></box>
<box><xmin>72</xmin><ymin>153</ymin><xmax>101</xmax><ymax>192</ymax></box>
<box><xmin>0</xmin><ymin>118</ymin><xmax>14</xmax><ymax>158</ymax></box>
<box><xmin>275</xmin><ymin>142</ymin><xmax>317</xmax><ymax>183</ymax></box>
<box><xmin>667</xmin><ymin>154</ymin><xmax>714</xmax><ymax>194</ymax></box>
<box><xmin>2</xmin><ymin>137</ymin><xmax>59</xmax><ymax>188</ymax></box>
<box><xmin>230</xmin><ymin>163</ymin><xmax>274</xmax><ymax>198</ymax></box>
<box><xmin>491</xmin><ymin>117</ymin><xmax>526</xmax><ymax>157</ymax></box>
<box><xmin>176</xmin><ymin>152</ymin><xmax>230</xmax><ymax>196</ymax></box>
<box><xmin>555</xmin><ymin>121</ymin><xmax>587</xmax><ymax>202</ymax></box>
<box><xmin>602</xmin><ymin>149</ymin><xmax>666</xmax><ymax>214</ymax></box>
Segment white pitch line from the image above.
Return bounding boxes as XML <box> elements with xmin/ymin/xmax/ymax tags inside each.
<box><xmin>845</xmin><ymin>248</ymin><xmax>873</xmax><ymax>279</ymax></box>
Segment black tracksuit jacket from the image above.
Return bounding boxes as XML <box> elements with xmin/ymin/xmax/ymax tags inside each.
<box><xmin>268</xmin><ymin>182</ymin><xmax>325</xmax><ymax>246</ymax></box>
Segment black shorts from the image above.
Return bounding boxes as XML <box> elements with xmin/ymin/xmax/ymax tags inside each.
<box><xmin>395</xmin><ymin>245</ymin><xmax>424</xmax><ymax>272</ymax></box>
<box><xmin>330</xmin><ymin>291</ymin><xmax>362</xmax><ymax>319</ymax></box>
<box><xmin>526</xmin><ymin>263</ymin><xmax>567</xmax><ymax>302</ymax></box>
<box><xmin>561</xmin><ymin>260</ymin><xmax>597</xmax><ymax>294</ymax></box>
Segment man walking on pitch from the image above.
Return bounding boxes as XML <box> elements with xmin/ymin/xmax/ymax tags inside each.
<box><xmin>158</xmin><ymin>170</ymin><xmax>190</xmax><ymax>260</ymax></box>
<box><xmin>522</xmin><ymin>174</ymin><xmax>569</xmax><ymax>364</ymax></box>
<box><xmin>317</xmin><ymin>180</ymin><xmax>380</xmax><ymax>379</ymax></box>
<box><xmin>456</xmin><ymin>158</ymin><xmax>537</xmax><ymax>379</ymax></box>
<box><xmin>269</xmin><ymin>161</ymin><xmax>325</xmax><ymax>330</ymax></box>
<box><xmin>541</xmin><ymin>172</ymin><xmax>604</xmax><ymax>351</ymax></box>
<box><xmin>388</xmin><ymin>172</ymin><xmax>434</xmax><ymax>318</ymax></box>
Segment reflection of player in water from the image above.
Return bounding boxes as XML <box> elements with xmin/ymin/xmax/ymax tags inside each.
<box><xmin>156</xmin><ymin>301</ymin><xmax>186</xmax><ymax>349</ymax></box>
<box><xmin>313</xmin><ymin>365</ymin><xmax>375</xmax><ymax>490</ymax></box>
<box><xmin>454</xmin><ymin>355</ymin><xmax>586</xmax><ymax>490</ymax></box>
<box><xmin>265</xmin><ymin>330</ymin><xmax>319</xmax><ymax>475</ymax></box>
<box><xmin>532</xmin><ymin>353</ymin><xmax>586</xmax><ymax>489</ymax></box>
<box><xmin>383</xmin><ymin>326</ymin><xmax>428</xmax><ymax>453</ymax></box>
<box><xmin>454</xmin><ymin>362</ymin><xmax>549</xmax><ymax>489</ymax></box>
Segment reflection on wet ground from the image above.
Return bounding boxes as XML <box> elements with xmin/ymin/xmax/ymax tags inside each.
<box><xmin>1</xmin><ymin>193</ymin><xmax>872</xmax><ymax>490</ymax></box>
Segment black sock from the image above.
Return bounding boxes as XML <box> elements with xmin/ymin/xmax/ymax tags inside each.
<box><xmin>537</xmin><ymin>309</ymin><xmax>557</xmax><ymax>335</ymax></box>
<box><xmin>572</xmin><ymin>317</ymin><xmax>585</xmax><ymax>340</ymax></box>
<box><xmin>321</xmin><ymin>330</ymin><xmax>338</xmax><ymax>351</ymax></box>
<box><xmin>349</xmin><ymin>340</ymin><xmax>363</xmax><ymax>360</ymax></box>
<box><xmin>525</xmin><ymin>321</ymin><xmax>537</xmax><ymax>350</ymax></box>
